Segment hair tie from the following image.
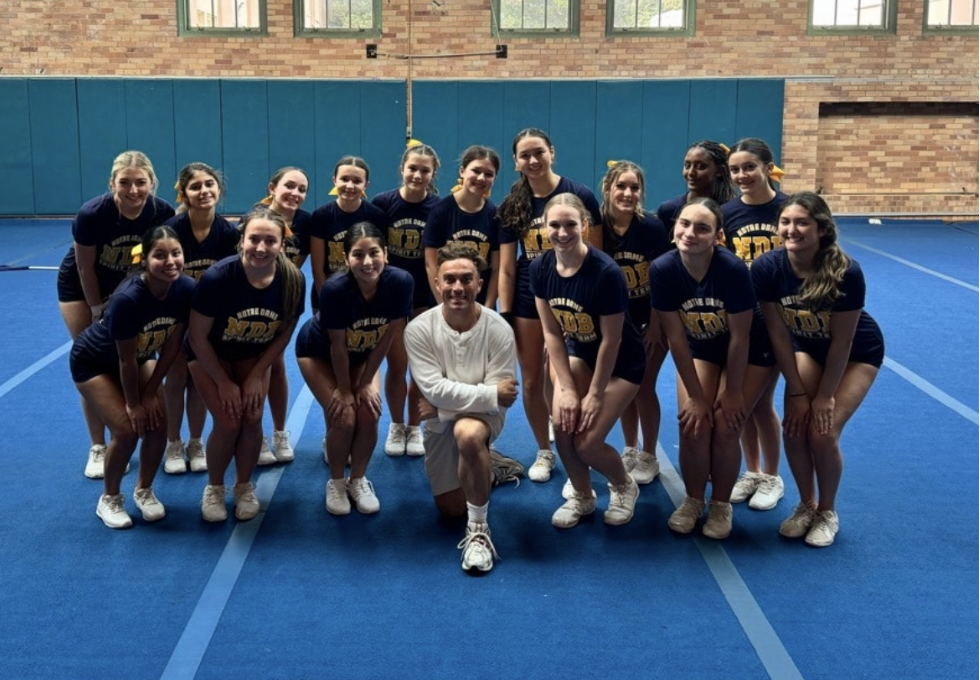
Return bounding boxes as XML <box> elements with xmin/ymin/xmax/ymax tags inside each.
<box><xmin>130</xmin><ymin>243</ymin><xmax>143</xmax><ymax>265</ymax></box>
<box><xmin>769</xmin><ymin>164</ymin><xmax>786</xmax><ymax>184</ymax></box>
<box><xmin>329</xmin><ymin>186</ymin><xmax>339</xmax><ymax>196</ymax></box>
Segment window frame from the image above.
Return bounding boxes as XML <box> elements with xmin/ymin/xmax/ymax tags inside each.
<box><xmin>922</xmin><ymin>0</ymin><xmax>978</xmax><ymax>34</ymax></box>
<box><xmin>177</xmin><ymin>0</ymin><xmax>268</xmax><ymax>37</ymax></box>
<box><xmin>605</xmin><ymin>0</ymin><xmax>695</xmax><ymax>37</ymax></box>
<box><xmin>293</xmin><ymin>0</ymin><xmax>382</xmax><ymax>38</ymax></box>
<box><xmin>807</xmin><ymin>0</ymin><xmax>897</xmax><ymax>35</ymax></box>
<box><xmin>491</xmin><ymin>0</ymin><xmax>581</xmax><ymax>37</ymax></box>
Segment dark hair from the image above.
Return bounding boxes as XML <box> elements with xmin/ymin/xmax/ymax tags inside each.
<box><xmin>239</xmin><ymin>206</ymin><xmax>305</xmax><ymax>330</ymax></box>
<box><xmin>459</xmin><ymin>145</ymin><xmax>501</xmax><ymax>173</ymax></box>
<box><xmin>776</xmin><ymin>192</ymin><xmax>851</xmax><ymax>309</ymax></box>
<box><xmin>344</xmin><ymin>221</ymin><xmax>387</xmax><ymax>254</ymax></box>
<box><xmin>678</xmin><ymin>196</ymin><xmax>725</xmax><ymax>235</ymax></box>
<box><xmin>729</xmin><ymin>138</ymin><xmax>778</xmax><ymax>190</ymax></box>
<box><xmin>687</xmin><ymin>140</ymin><xmax>736</xmax><ymax>204</ymax></box>
<box><xmin>140</xmin><ymin>225</ymin><xmax>181</xmax><ymax>263</ymax></box>
<box><xmin>600</xmin><ymin>160</ymin><xmax>645</xmax><ymax>249</ymax></box>
<box><xmin>334</xmin><ymin>156</ymin><xmax>371</xmax><ymax>180</ymax></box>
<box><xmin>401</xmin><ymin>143</ymin><xmax>441</xmax><ymax>195</ymax></box>
<box><xmin>497</xmin><ymin>128</ymin><xmax>554</xmax><ymax>239</ymax></box>
<box><xmin>174</xmin><ymin>162</ymin><xmax>225</xmax><ymax>215</ymax></box>
<box><xmin>437</xmin><ymin>240</ymin><xmax>488</xmax><ymax>273</ymax></box>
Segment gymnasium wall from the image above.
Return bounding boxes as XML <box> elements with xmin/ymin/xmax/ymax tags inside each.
<box><xmin>2</xmin><ymin>0</ymin><xmax>977</xmax><ymax>216</ymax></box>
<box><xmin>0</xmin><ymin>77</ymin><xmax>784</xmax><ymax>216</ymax></box>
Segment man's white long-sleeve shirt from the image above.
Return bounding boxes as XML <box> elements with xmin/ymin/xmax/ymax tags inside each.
<box><xmin>404</xmin><ymin>305</ymin><xmax>517</xmax><ymax>433</ymax></box>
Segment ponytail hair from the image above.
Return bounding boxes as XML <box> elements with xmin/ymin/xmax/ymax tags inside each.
<box><xmin>498</xmin><ymin>127</ymin><xmax>554</xmax><ymax>239</ymax></box>
<box><xmin>239</xmin><ymin>206</ymin><xmax>305</xmax><ymax>330</ymax></box>
<box><xmin>777</xmin><ymin>192</ymin><xmax>851</xmax><ymax>309</ymax></box>
<box><xmin>599</xmin><ymin>160</ymin><xmax>645</xmax><ymax>249</ymax></box>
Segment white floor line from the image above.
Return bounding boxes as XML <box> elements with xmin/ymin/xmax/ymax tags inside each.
<box><xmin>841</xmin><ymin>238</ymin><xmax>979</xmax><ymax>293</ymax></box>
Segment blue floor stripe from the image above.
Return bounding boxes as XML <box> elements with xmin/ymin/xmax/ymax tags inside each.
<box><xmin>842</xmin><ymin>238</ymin><xmax>979</xmax><ymax>293</ymax></box>
<box><xmin>657</xmin><ymin>444</ymin><xmax>805</xmax><ymax>680</ymax></box>
<box><xmin>0</xmin><ymin>340</ymin><xmax>71</xmax><ymax>400</ymax></box>
<box><xmin>159</xmin><ymin>385</ymin><xmax>316</xmax><ymax>680</ymax></box>
<box><xmin>883</xmin><ymin>356</ymin><xmax>979</xmax><ymax>425</ymax></box>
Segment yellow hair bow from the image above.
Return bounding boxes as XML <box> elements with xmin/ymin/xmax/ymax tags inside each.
<box><xmin>173</xmin><ymin>180</ymin><xmax>184</xmax><ymax>205</ymax></box>
<box><xmin>407</xmin><ymin>138</ymin><xmax>424</xmax><ymax>148</ymax></box>
<box><xmin>606</xmin><ymin>160</ymin><xmax>617</xmax><ymax>168</ymax></box>
<box><xmin>130</xmin><ymin>243</ymin><xmax>143</xmax><ymax>265</ymax></box>
<box><xmin>769</xmin><ymin>164</ymin><xmax>786</xmax><ymax>184</ymax></box>
<box><xmin>719</xmin><ymin>143</ymin><xmax>730</xmax><ymax>156</ymax></box>
<box><xmin>260</xmin><ymin>195</ymin><xmax>274</xmax><ymax>206</ymax></box>
<box><xmin>451</xmin><ymin>180</ymin><xmax>491</xmax><ymax>199</ymax></box>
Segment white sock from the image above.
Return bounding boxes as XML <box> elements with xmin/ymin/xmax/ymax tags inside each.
<box><xmin>467</xmin><ymin>501</ymin><xmax>488</xmax><ymax>525</ymax></box>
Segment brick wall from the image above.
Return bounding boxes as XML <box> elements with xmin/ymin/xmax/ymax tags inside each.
<box><xmin>5</xmin><ymin>0</ymin><xmax>978</xmax><ymax>215</ymax></box>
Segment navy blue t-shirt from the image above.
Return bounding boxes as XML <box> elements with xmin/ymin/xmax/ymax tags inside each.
<box><xmin>191</xmin><ymin>255</ymin><xmax>306</xmax><ymax>362</ymax></box>
<box><xmin>310</xmin><ymin>200</ymin><xmax>389</xmax><ymax>277</ymax></box>
<box><xmin>63</xmin><ymin>193</ymin><xmax>176</xmax><ymax>298</ymax></box>
<box><xmin>603</xmin><ymin>212</ymin><xmax>670</xmax><ymax>330</ymax></box>
<box><xmin>165</xmin><ymin>212</ymin><xmax>240</xmax><ymax>282</ymax></box>
<box><xmin>373</xmin><ymin>189</ymin><xmax>439</xmax><ymax>307</ymax></box>
<box><xmin>721</xmin><ymin>191</ymin><xmax>787</xmax><ymax>267</ymax></box>
<box><xmin>656</xmin><ymin>193</ymin><xmax>688</xmax><ymax>236</ymax></box>
<box><xmin>529</xmin><ymin>247</ymin><xmax>645</xmax><ymax>384</ymax></box>
<box><xmin>752</xmin><ymin>248</ymin><xmax>884</xmax><ymax>366</ymax></box>
<box><xmin>650</xmin><ymin>247</ymin><xmax>756</xmax><ymax>365</ymax></box>
<box><xmin>70</xmin><ymin>273</ymin><xmax>195</xmax><ymax>381</ymax></box>
<box><xmin>423</xmin><ymin>194</ymin><xmax>499</xmax><ymax>304</ymax></box>
<box><xmin>296</xmin><ymin>266</ymin><xmax>413</xmax><ymax>368</ymax></box>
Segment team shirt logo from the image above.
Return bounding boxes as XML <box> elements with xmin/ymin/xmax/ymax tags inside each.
<box><xmin>222</xmin><ymin>307</ymin><xmax>282</xmax><ymax>344</ymax></box>
<box><xmin>137</xmin><ymin>318</ymin><xmax>179</xmax><ymax>359</ymax></box>
<box><xmin>611</xmin><ymin>250</ymin><xmax>650</xmax><ymax>299</ymax></box>
<box><xmin>521</xmin><ymin>217</ymin><xmax>554</xmax><ymax>260</ymax></box>
<box><xmin>678</xmin><ymin>297</ymin><xmax>729</xmax><ymax>340</ymax></box>
<box><xmin>327</xmin><ymin>231</ymin><xmax>349</xmax><ymax>273</ymax></box>
<box><xmin>388</xmin><ymin>218</ymin><xmax>424</xmax><ymax>260</ymax></box>
<box><xmin>453</xmin><ymin>230</ymin><xmax>491</xmax><ymax>261</ymax></box>
<box><xmin>548</xmin><ymin>297</ymin><xmax>597</xmax><ymax>343</ymax></box>
<box><xmin>99</xmin><ymin>236</ymin><xmax>141</xmax><ymax>272</ymax></box>
<box><xmin>778</xmin><ymin>296</ymin><xmax>832</xmax><ymax>339</ymax></box>
<box><xmin>730</xmin><ymin>223</ymin><xmax>783</xmax><ymax>266</ymax></box>
<box><xmin>346</xmin><ymin>317</ymin><xmax>390</xmax><ymax>353</ymax></box>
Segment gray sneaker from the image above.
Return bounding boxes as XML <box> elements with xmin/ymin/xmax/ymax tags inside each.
<box><xmin>702</xmin><ymin>501</ymin><xmax>733</xmax><ymax>539</ymax></box>
<box><xmin>629</xmin><ymin>451</ymin><xmax>660</xmax><ymax>485</ymax></box>
<box><xmin>490</xmin><ymin>448</ymin><xmax>524</xmax><ymax>488</ymax></box>
<box><xmin>780</xmin><ymin>504</ymin><xmax>817</xmax><ymax>538</ymax></box>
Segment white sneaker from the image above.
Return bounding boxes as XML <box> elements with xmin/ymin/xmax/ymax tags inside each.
<box><xmin>805</xmin><ymin>510</ymin><xmax>840</xmax><ymax>547</ymax></box>
<box><xmin>187</xmin><ymin>438</ymin><xmax>208</xmax><ymax>472</ymax></box>
<box><xmin>384</xmin><ymin>423</ymin><xmax>407</xmax><ymax>456</ymax></box>
<box><xmin>96</xmin><ymin>493</ymin><xmax>133</xmax><ymax>529</ymax></box>
<box><xmin>668</xmin><ymin>496</ymin><xmax>705</xmax><ymax>534</ymax></box>
<box><xmin>405</xmin><ymin>426</ymin><xmax>425</xmax><ymax>457</ymax></box>
<box><xmin>347</xmin><ymin>477</ymin><xmax>381</xmax><ymax>514</ymax></box>
<box><xmin>326</xmin><ymin>478</ymin><xmax>351</xmax><ymax>515</ymax></box>
<box><xmin>779</xmin><ymin>504</ymin><xmax>817</xmax><ymax>538</ymax></box>
<box><xmin>604</xmin><ymin>477</ymin><xmax>640</xmax><ymax>525</ymax></box>
<box><xmin>730</xmin><ymin>471</ymin><xmax>763</xmax><ymax>503</ymax></box>
<box><xmin>233</xmin><ymin>482</ymin><xmax>260</xmax><ymax>520</ymax></box>
<box><xmin>528</xmin><ymin>449</ymin><xmax>556</xmax><ymax>482</ymax></box>
<box><xmin>257</xmin><ymin>437</ymin><xmax>277</xmax><ymax>466</ymax></box>
<box><xmin>272</xmin><ymin>430</ymin><xmax>294</xmax><ymax>463</ymax></box>
<box><xmin>552</xmin><ymin>489</ymin><xmax>597</xmax><ymax>528</ymax></box>
<box><xmin>201</xmin><ymin>484</ymin><xmax>228</xmax><ymax>522</ymax></box>
<box><xmin>702</xmin><ymin>501</ymin><xmax>733</xmax><ymax>539</ymax></box>
<box><xmin>133</xmin><ymin>487</ymin><xmax>166</xmax><ymax>522</ymax></box>
<box><xmin>629</xmin><ymin>451</ymin><xmax>660</xmax><ymax>485</ymax></box>
<box><xmin>749</xmin><ymin>474</ymin><xmax>784</xmax><ymax>510</ymax></box>
<box><xmin>163</xmin><ymin>440</ymin><xmax>188</xmax><ymax>474</ymax></box>
<box><xmin>457</xmin><ymin>522</ymin><xmax>498</xmax><ymax>572</ymax></box>
<box><xmin>85</xmin><ymin>444</ymin><xmax>107</xmax><ymax>479</ymax></box>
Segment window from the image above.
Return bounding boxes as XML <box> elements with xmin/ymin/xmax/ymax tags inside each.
<box><xmin>809</xmin><ymin>0</ymin><xmax>896</xmax><ymax>32</ymax></box>
<box><xmin>178</xmin><ymin>0</ymin><xmax>267</xmax><ymax>35</ymax></box>
<box><xmin>295</xmin><ymin>0</ymin><xmax>381</xmax><ymax>37</ymax></box>
<box><xmin>493</xmin><ymin>0</ymin><xmax>579</xmax><ymax>35</ymax></box>
<box><xmin>607</xmin><ymin>0</ymin><xmax>694</xmax><ymax>35</ymax></box>
<box><xmin>925</xmin><ymin>0</ymin><xmax>978</xmax><ymax>30</ymax></box>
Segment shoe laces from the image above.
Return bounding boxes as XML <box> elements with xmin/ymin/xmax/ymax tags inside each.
<box><xmin>348</xmin><ymin>477</ymin><xmax>375</xmax><ymax>498</ymax></box>
<box><xmin>490</xmin><ymin>450</ymin><xmax>524</xmax><ymax>488</ymax></box>
<box><xmin>756</xmin><ymin>475</ymin><xmax>778</xmax><ymax>495</ymax></box>
<box><xmin>457</xmin><ymin>525</ymin><xmax>499</xmax><ymax>561</ymax></box>
<box><xmin>91</xmin><ymin>446</ymin><xmax>106</xmax><ymax>463</ymax></box>
<box><xmin>680</xmin><ymin>497</ymin><xmax>704</xmax><ymax>518</ymax></box>
<box><xmin>608</xmin><ymin>480</ymin><xmax>637</xmax><ymax>508</ymax></box>
<box><xmin>406</xmin><ymin>428</ymin><xmax>423</xmax><ymax>445</ymax></box>
<box><xmin>104</xmin><ymin>494</ymin><xmax>125</xmax><ymax>513</ymax></box>
<box><xmin>622</xmin><ymin>447</ymin><xmax>640</xmax><ymax>469</ymax></box>
<box><xmin>204</xmin><ymin>486</ymin><xmax>225</xmax><ymax>504</ymax></box>
<box><xmin>273</xmin><ymin>431</ymin><xmax>290</xmax><ymax>446</ymax></box>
